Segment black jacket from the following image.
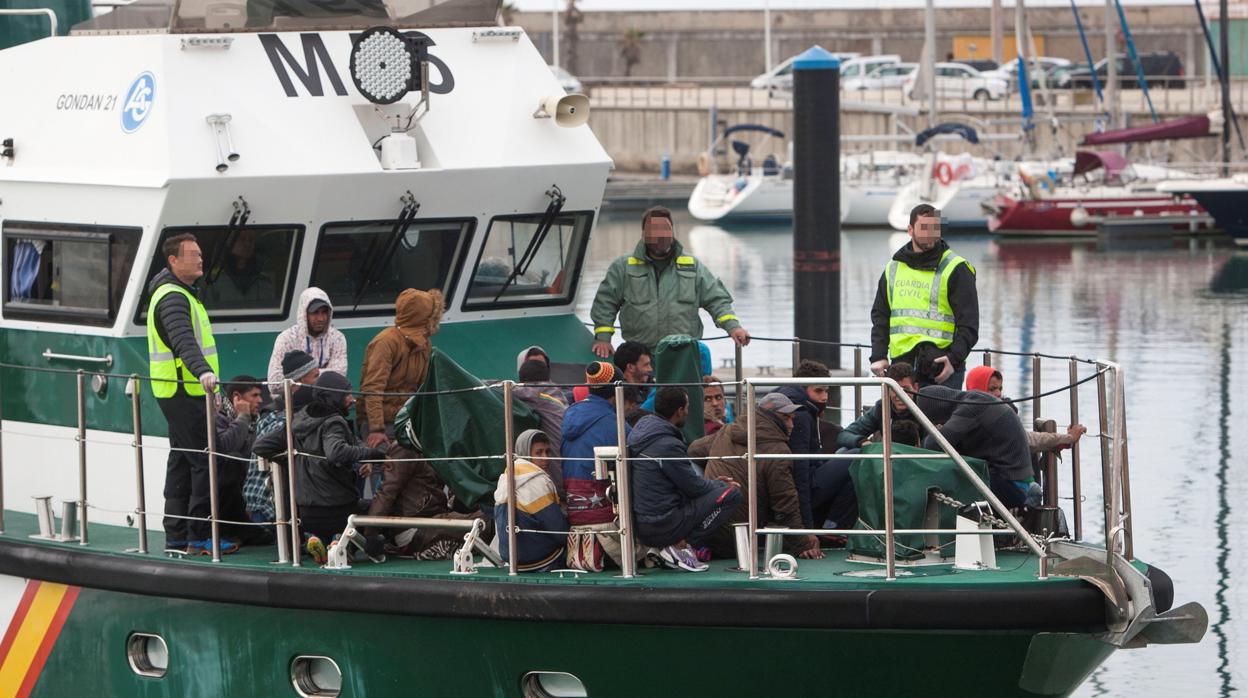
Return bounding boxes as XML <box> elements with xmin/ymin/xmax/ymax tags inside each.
<box><xmin>870</xmin><ymin>240</ymin><xmax>979</xmax><ymax>368</ymax></box>
<box><xmin>627</xmin><ymin>414</ymin><xmax>722</xmax><ymax>526</ymax></box>
<box><xmin>147</xmin><ymin>268</ymin><xmax>213</xmax><ymax>383</ymax></box>
<box><xmin>254</xmin><ymin>390</ymin><xmax>383</xmax><ymax>508</ymax></box>
<box><xmin>916</xmin><ymin>386</ymin><xmax>1032</xmax><ymax>481</ymax></box>
<box><xmin>836</xmin><ymin>399</ymin><xmax>920</xmax><ymax>451</ymax></box>
<box><xmin>775</xmin><ymin>385</ymin><xmax>823</xmax><ymax>528</ymax></box>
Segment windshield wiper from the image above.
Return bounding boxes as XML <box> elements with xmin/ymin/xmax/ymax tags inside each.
<box><xmin>353</xmin><ymin>191</ymin><xmax>419</xmax><ymax>310</ymax></box>
<box><xmin>205</xmin><ymin>197</ymin><xmax>249</xmax><ymax>286</ymax></box>
<box><xmin>491</xmin><ymin>185</ymin><xmax>565</xmax><ymax>304</ymax></box>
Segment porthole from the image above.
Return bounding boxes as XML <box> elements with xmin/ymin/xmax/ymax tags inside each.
<box><xmin>126</xmin><ymin>633</ymin><xmax>168</xmax><ymax>678</ymax></box>
<box><xmin>291</xmin><ymin>655</ymin><xmax>342</xmax><ymax>697</ymax></box>
<box><xmin>521</xmin><ymin>671</ymin><xmax>588</xmax><ymax>698</ymax></box>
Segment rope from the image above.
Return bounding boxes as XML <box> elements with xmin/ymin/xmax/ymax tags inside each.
<box><xmin>86</xmin><ymin>503</ymin><xmax>279</xmax><ymax>527</ymax></box>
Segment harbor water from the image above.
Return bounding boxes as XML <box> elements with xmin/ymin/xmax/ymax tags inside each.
<box><xmin>577</xmin><ymin>211</ymin><xmax>1248</xmax><ymax>697</ymax></box>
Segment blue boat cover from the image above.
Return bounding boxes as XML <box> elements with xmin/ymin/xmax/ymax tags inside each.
<box><xmin>914</xmin><ymin>123</ymin><xmax>980</xmax><ymax>147</ymax></box>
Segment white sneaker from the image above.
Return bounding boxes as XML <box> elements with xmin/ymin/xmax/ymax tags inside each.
<box><xmin>658</xmin><ymin>545</ymin><xmax>708</xmax><ymax>572</ymax></box>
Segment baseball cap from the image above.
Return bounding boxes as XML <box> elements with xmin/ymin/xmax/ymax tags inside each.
<box><xmin>757</xmin><ymin>392</ymin><xmax>802</xmax><ymax>414</ymax></box>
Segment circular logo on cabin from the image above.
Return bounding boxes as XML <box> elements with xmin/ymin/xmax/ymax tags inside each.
<box><xmin>121</xmin><ymin>72</ymin><xmax>156</xmax><ymax>133</ymax></box>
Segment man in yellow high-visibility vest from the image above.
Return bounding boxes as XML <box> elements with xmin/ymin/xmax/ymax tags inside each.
<box><xmin>869</xmin><ymin>204</ymin><xmax>979</xmax><ymax>389</ymax></box>
<box><xmin>146</xmin><ymin>232</ymin><xmax>232</xmax><ymax>555</ymax></box>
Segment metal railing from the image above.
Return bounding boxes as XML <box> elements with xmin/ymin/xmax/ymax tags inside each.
<box><xmin>0</xmin><ymin>333</ymin><xmax>1134</xmax><ymax>579</ymax></box>
<box><xmin>0</xmin><ymin>8</ymin><xmax>59</xmax><ymax>39</ymax></box>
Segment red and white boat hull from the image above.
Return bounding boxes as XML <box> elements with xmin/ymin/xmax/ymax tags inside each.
<box><xmin>988</xmin><ymin>193</ymin><xmax>1208</xmax><ymax>235</ymax></box>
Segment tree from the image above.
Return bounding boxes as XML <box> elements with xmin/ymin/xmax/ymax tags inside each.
<box><xmin>620</xmin><ymin>29</ymin><xmax>645</xmax><ymax>77</ymax></box>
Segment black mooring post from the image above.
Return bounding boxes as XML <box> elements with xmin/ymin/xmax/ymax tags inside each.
<box><xmin>792</xmin><ymin>46</ymin><xmax>841</xmax><ymax>375</ymax></box>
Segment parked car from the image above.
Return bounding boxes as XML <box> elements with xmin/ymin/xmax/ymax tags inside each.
<box><xmin>904</xmin><ymin>62</ymin><xmax>1009</xmax><ymax>101</ymax></box>
<box><xmin>1066</xmin><ymin>52</ymin><xmax>1185</xmax><ymax>89</ymax></box>
<box><xmin>844</xmin><ymin>62</ymin><xmax>917</xmax><ymax>91</ymax></box>
<box><xmin>839</xmin><ymin>55</ymin><xmax>902</xmax><ymax>84</ymax></box>
<box><xmin>750</xmin><ymin>52</ymin><xmax>862</xmax><ymax>93</ymax></box>
<box><xmin>550</xmin><ymin>65</ymin><xmax>583</xmax><ymax>93</ymax></box>
<box><xmin>983</xmin><ymin>56</ymin><xmax>1072</xmax><ymax>89</ymax></box>
<box><xmin>956</xmin><ymin>59</ymin><xmax>1000</xmax><ymax>73</ymax></box>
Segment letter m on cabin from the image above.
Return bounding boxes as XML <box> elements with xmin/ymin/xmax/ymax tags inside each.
<box><xmin>259</xmin><ymin>33</ymin><xmax>349</xmax><ymax>97</ymax></box>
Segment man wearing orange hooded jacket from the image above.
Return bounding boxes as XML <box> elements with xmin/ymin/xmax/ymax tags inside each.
<box><xmin>361</xmin><ymin>289</ymin><xmax>452</xmax><ymax>520</ymax></box>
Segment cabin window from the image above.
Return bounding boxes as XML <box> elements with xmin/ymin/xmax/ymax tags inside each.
<box><xmin>138</xmin><ymin>225</ymin><xmax>303</xmax><ymax>321</ymax></box>
<box><xmin>2</xmin><ymin>222</ymin><xmax>141</xmax><ymax>326</ymax></box>
<box><xmin>310</xmin><ymin>218</ymin><xmax>474</xmax><ymax>316</ymax></box>
<box><xmin>463</xmin><ymin>211</ymin><xmax>593</xmax><ymax>310</ymax></box>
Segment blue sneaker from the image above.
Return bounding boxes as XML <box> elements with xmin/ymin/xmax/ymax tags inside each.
<box><xmin>189</xmin><ymin>539</ymin><xmax>238</xmax><ymax>556</ymax></box>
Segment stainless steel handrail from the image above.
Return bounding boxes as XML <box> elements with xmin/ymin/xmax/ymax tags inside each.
<box><xmin>0</xmin><ymin>8</ymin><xmax>58</xmax><ymax>38</ymax></box>
<box><xmin>747</xmin><ymin>376</ymin><xmax>1049</xmax><ymax>578</ymax></box>
<box><xmin>43</xmin><ymin>349</ymin><xmax>113</xmax><ymax>367</ymax></box>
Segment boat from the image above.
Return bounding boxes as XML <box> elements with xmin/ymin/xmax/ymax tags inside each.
<box><xmin>987</xmin><ymin>151</ymin><xmax>1208</xmax><ymax>236</ymax></box>
<box><xmin>688</xmin><ymin>123</ymin><xmax>849</xmax><ymax>223</ymax></box>
<box><xmin>840</xmin><ymin>150</ymin><xmax>925</xmax><ymax>227</ymax></box>
<box><xmin>1157</xmin><ymin>176</ymin><xmax>1248</xmax><ymax>247</ymax></box>
<box><xmin>886</xmin><ymin>123</ymin><xmax>1016</xmax><ymax>230</ymax></box>
<box><xmin>0</xmin><ymin>2</ymin><xmax>1208</xmax><ymax>695</ymax></box>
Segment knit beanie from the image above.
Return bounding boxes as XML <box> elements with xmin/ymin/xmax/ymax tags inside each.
<box><xmin>585</xmin><ymin>361</ymin><xmax>616</xmax><ymax>384</ymax></box>
<box><xmin>282</xmin><ymin>350</ymin><xmax>318</xmax><ymax>382</ymax></box>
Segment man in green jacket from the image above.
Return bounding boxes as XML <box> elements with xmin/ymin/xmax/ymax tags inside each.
<box><xmin>590</xmin><ymin>206</ymin><xmax>750</xmax><ymax>357</ymax></box>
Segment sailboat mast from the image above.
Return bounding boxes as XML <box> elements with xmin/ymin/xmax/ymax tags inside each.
<box><xmin>1221</xmin><ymin>0</ymin><xmax>1231</xmax><ymax>172</ymax></box>
<box><xmin>1106</xmin><ymin>0</ymin><xmax>1119</xmax><ymax>128</ymax></box>
<box><xmin>926</xmin><ymin>0</ymin><xmax>937</xmax><ymax>127</ymax></box>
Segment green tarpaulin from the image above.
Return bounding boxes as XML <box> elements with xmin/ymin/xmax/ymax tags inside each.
<box><xmin>848</xmin><ymin>442</ymin><xmax>990</xmax><ymax>561</ymax></box>
<box><xmin>653</xmin><ymin>334</ymin><xmax>704</xmax><ymax>443</ymax></box>
<box><xmin>395</xmin><ymin>349</ymin><xmax>539</xmax><ymax>509</ymax></box>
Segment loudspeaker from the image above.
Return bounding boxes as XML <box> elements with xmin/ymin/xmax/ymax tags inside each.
<box><xmin>533</xmin><ymin>94</ymin><xmax>590</xmax><ymax>128</ymax></box>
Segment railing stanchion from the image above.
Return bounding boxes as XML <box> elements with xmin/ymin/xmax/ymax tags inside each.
<box><xmin>613</xmin><ymin>384</ymin><xmax>635</xmax><ymax>579</ymax></box>
<box><xmin>791</xmin><ymin>339</ymin><xmax>801</xmax><ymax>373</ymax></box>
<box><xmin>745</xmin><ymin>381</ymin><xmax>758</xmax><ymax>580</ymax></box>
<box><xmin>267</xmin><ymin>456</ymin><xmax>291</xmax><ymax>564</ymax></box>
<box><xmin>283</xmin><ymin>379</ymin><xmax>302</xmax><ymax>567</ymax></box>
<box><xmin>1068</xmin><ymin>358</ymin><xmax>1083</xmax><ymax>541</ymax></box>
<box><xmin>1095</xmin><ymin>367</ymin><xmax>1113</xmax><ymax>554</ymax></box>
<box><xmin>1032</xmin><ymin>354</ymin><xmax>1042</xmax><ymax>423</ymax></box>
<box><xmin>983</xmin><ymin>350</ymin><xmax>991</xmax><ymax>368</ymax></box>
<box><xmin>1115</xmin><ymin>368</ymin><xmax>1134</xmax><ymax>561</ymax></box>
<box><xmin>128</xmin><ymin>376</ymin><xmax>148</xmax><ymax>554</ymax></box>
<box><xmin>734</xmin><ymin>342</ymin><xmax>744</xmax><ymax>419</ymax></box>
<box><xmin>76</xmin><ymin>369</ymin><xmax>88</xmax><ymax>545</ymax></box>
<box><xmin>503</xmin><ymin>380</ymin><xmax>518</xmax><ymax>576</ymax></box>
<box><xmin>881</xmin><ymin>380</ymin><xmax>895</xmax><ymax>581</ymax></box>
<box><xmin>204</xmin><ymin>391</ymin><xmax>221</xmax><ymax>562</ymax></box>
<box><xmin>853</xmin><ymin>347</ymin><xmax>863</xmax><ymax>418</ymax></box>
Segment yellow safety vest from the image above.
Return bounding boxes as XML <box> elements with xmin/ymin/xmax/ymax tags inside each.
<box><xmin>884</xmin><ymin>250</ymin><xmax>973</xmax><ymax>359</ymax></box>
<box><xmin>146</xmin><ymin>283</ymin><xmax>219</xmax><ymax>398</ymax></box>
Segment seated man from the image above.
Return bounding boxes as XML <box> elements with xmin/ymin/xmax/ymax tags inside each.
<box><xmin>561</xmin><ymin>362</ymin><xmax>628</xmax><ymax>527</ymax></box>
<box><xmin>702</xmin><ymin>377</ymin><xmax>728</xmax><ymax>436</ymax></box>
<box><xmin>494</xmin><ymin>429</ymin><xmax>568</xmax><ymax>572</ymax></box>
<box><xmin>215</xmin><ymin>375</ymin><xmax>269</xmax><ymax>546</ymax></box>
<box><xmin>244</xmin><ymin>350</ymin><xmax>319</xmax><ymax>529</ymax></box>
<box><xmin>775</xmin><ymin>359</ymin><xmax>830</xmax><ymax>530</ymax></box>
<box><xmin>515</xmin><ymin>358</ymin><xmax>568</xmax><ymax>459</ymax></box>
<box><xmin>629</xmin><ymin>387</ymin><xmax>742</xmax><ymax>572</ymax></box>
<box><xmin>253</xmin><ymin>372</ymin><xmax>386</xmax><ymax>564</ymax></box>
<box><xmin>701</xmin><ymin>393</ymin><xmax>822</xmax><ymax>560</ymax></box>
<box><xmin>515</xmin><ymin>427</ymin><xmax>562</xmax><ymax>500</ymax></box>
<box><xmin>914</xmin><ymin>384</ymin><xmax>1036</xmax><ymax>509</ymax></box>
<box><xmin>965</xmin><ymin>365</ymin><xmax>1088</xmax><ymax>454</ymax></box>
<box><xmin>836</xmin><ymin>362</ymin><xmax>920</xmax><ymax>452</ymax></box>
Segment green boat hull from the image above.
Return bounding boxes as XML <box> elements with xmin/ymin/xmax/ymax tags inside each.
<box><xmin>25</xmin><ymin>585</ymin><xmax>1112</xmax><ymax>697</ymax></box>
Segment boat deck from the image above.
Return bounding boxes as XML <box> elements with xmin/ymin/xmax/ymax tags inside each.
<box><xmin>0</xmin><ymin>511</ymin><xmax>1072</xmax><ymax>591</ymax></box>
